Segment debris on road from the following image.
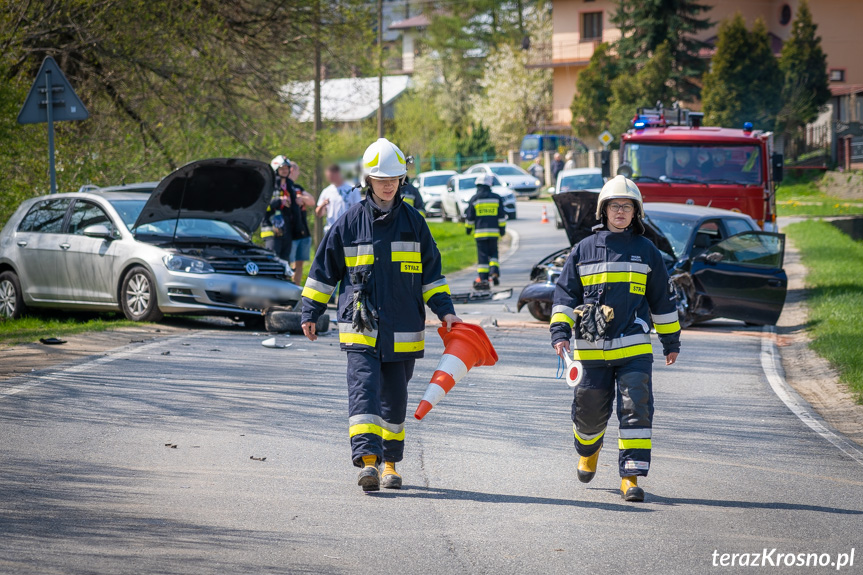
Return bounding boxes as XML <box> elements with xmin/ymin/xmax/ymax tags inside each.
<box><xmin>250</xmin><ymin>456</ymin><xmax>267</xmax><ymax>461</ymax></box>
<box><xmin>164</xmin><ymin>443</ymin><xmax>178</xmax><ymax>448</ymax></box>
<box><xmin>261</xmin><ymin>337</ymin><xmax>292</xmax><ymax>349</ymax></box>
<box><xmin>38</xmin><ymin>338</ymin><xmax>67</xmax><ymax>345</ymax></box>
<box><xmin>161</xmin><ymin>351</ymin><xmax>170</xmax><ymax>356</ymax></box>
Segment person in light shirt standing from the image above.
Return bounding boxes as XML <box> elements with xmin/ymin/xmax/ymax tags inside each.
<box><xmin>316</xmin><ymin>164</ymin><xmax>361</xmax><ymax>234</ymax></box>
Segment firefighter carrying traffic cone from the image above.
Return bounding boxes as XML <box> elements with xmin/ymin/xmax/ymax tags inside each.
<box><xmin>549</xmin><ymin>175</ymin><xmax>681</xmax><ymax>502</ymax></box>
<box><xmin>301</xmin><ymin>138</ymin><xmax>462</xmax><ymax>492</ymax></box>
<box><xmin>465</xmin><ymin>174</ymin><xmax>506</xmax><ymax>291</ymax></box>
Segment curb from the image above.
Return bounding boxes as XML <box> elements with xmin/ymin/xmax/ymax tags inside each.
<box><xmin>761</xmin><ymin>325</ymin><xmax>863</xmax><ymax>467</ymax></box>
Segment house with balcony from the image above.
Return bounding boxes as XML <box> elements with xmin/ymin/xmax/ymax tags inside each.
<box><xmin>535</xmin><ymin>0</ymin><xmax>863</xmax><ymax>135</ymax></box>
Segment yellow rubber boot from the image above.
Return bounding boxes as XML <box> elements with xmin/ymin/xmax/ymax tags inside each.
<box><xmin>357</xmin><ymin>455</ymin><xmax>380</xmax><ymax>492</ymax></box>
<box><xmin>577</xmin><ymin>447</ymin><xmax>601</xmax><ymax>484</ymax></box>
<box><xmin>381</xmin><ymin>461</ymin><xmax>402</xmax><ymax>490</ymax></box>
<box><xmin>621</xmin><ymin>475</ymin><xmax>645</xmax><ymax>502</ymax></box>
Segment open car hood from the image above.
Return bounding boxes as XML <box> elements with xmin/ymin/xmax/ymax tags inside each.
<box><xmin>132</xmin><ymin>158</ymin><xmax>274</xmax><ymax>234</ymax></box>
<box><xmin>552</xmin><ymin>191</ymin><xmax>675</xmax><ymax>258</ymax></box>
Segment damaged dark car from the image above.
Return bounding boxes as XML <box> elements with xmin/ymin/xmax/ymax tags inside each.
<box><xmin>517</xmin><ymin>191</ymin><xmax>788</xmax><ymax>327</ymax></box>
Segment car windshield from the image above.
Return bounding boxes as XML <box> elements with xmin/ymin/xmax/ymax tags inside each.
<box><xmin>490</xmin><ymin>166</ymin><xmax>526</xmax><ymax>176</ymax></box>
<box><xmin>422</xmin><ymin>174</ymin><xmax>451</xmax><ymax>187</ymax></box>
<box><xmin>645</xmin><ymin>214</ymin><xmax>696</xmax><ymax>258</ymax></box>
<box><xmin>521</xmin><ymin>137</ymin><xmax>539</xmax><ymax>151</ymax></box>
<box><xmin>622</xmin><ymin>143</ymin><xmax>763</xmax><ymax>185</ymax></box>
<box><xmin>108</xmin><ymin>199</ymin><xmax>249</xmax><ymax>242</ymax></box>
<box><xmin>558</xmin><ymin>173</ymin><xmax>604</xmax><ymax>191</ymax></box>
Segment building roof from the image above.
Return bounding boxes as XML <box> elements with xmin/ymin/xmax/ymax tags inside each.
<box><xmin>830</xmin><ymin>84</ymin><xmax>863</xmax><ymax>97</ymax></box>
<box><xmin>281</xmin><ymin>75</ymin><xmax>411</xmax><ymax>123</ymax></box>
<box><xmin>389</xmin><ymin>14</ymin><xmax>431</xmax><ymax>30</ymax></box>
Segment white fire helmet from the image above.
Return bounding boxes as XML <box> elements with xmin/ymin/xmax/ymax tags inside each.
<box><xmin>595</xmin><ymin>175</ymin><xmax>645</xmax><ymax>219</ymax></box>
<box><xmin>475</xmin><ymin>173</ymin><xmax>495</xmax><ymax>187</ymax></box>
<box><xmin>361</xmin><ymin>138</ymin><xmax>407</xmax><ymax>184</ymax></box>
<box><xmin>270</xmin><ymin>155</ymin><xmax>291</xmax><ymax>172</ymax></box>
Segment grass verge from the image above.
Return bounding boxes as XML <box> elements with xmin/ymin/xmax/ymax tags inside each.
<box><xmin>428</xmin><ymin>221</ymin><xmax>479</xmax><ymax>275</ymax></box>
<box><xmin>785</xmin><ymin>220</ymin><xmax>863</xmax><ymax>402</ymax></box>
<box><xmin>777</xmin><ymin>173</ymin><xmax>863</xmax><ymax>217</ymax></box>
<box><xmin>0</xmin><ymin>313</ymin><xmax>141</xmax><ymax>346</ymax></box>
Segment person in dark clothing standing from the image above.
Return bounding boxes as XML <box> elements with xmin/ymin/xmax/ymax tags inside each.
<box><xmin>288</xmin><ymin>161</ymin><xmax>316</xmax><ymax>281</ymax></box>
<box><xmin>464</xmin><ymin>174</ymin><xmax>506</xmax><ymax>290</ymax></box>
<box><xmin>262</xmin><ymin>155</ymin><xmax>293</xmax><ymax>265</ymax></box>
<box><xmin>300</xmin><ymin>138</ymin><xmax>461</xmax><ymax>492</ymax></box>
<box><xmin>550</xmin><ymin>175</ymin><xmax>681</xmax><ymax>502</ymax></box>
<box><xmin>551</xmin><ymin>152</ymin><xmax>565</xmax><ymax>184</ymax></box>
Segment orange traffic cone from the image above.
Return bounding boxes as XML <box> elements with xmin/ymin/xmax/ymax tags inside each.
<box><xmin>414</xmin><ymin>323</ymin><xmax>499</xmax><ymax>420</ymax></box>
<box><xmin>540</xmin><ymin>206</ymin><xmax>549</xmax><ymax>224</ymax></box>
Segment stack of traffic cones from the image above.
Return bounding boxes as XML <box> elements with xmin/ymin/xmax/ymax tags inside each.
<box><xmin>414</xmin><ymin>323</ymin><xmax>499</xmax><ymax>420</ymax></box>
<box><xmin>540</xmin><ymin>206</ymin><xmax>549</xmax><ymax>224</ymax></box>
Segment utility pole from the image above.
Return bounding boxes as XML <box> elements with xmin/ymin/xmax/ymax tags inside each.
<box><xmin>377</xmin><ymin>0</ymin><xmax>384</xmax><ymax>138</ymax></box>
<box><xmin>313</xmin><ymin>0</ymin><xmax>324</xmax><ymax>246</ymax></box>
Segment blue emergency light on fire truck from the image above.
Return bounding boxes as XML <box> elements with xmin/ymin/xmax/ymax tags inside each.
<box><xmin>631</xmin><ymin>103</ymin><xmax>704</xmax><ymax>129</ymax></box>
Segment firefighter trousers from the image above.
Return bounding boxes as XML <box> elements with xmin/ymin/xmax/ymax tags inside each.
<box><xmin>346</xmin><ymin>351</ymin><xmax>415</xmax><ymax>467</ymax></box>
<box><xmin>475</xmin><ymin>237</ymin><xmax>500</xmax><ymax>281</ymax></box>
<box><xmin>571</xmin><ymin>356</ymin><xmax>653</xmax><ymax>477</ymax></box>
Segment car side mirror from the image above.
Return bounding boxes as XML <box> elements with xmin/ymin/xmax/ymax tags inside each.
<box><xmin>772</xmin><ymin>153</ymin><xmax>784</xmax><ymax>183</ymax></box>
<box><xmin>83</xmin><ymin>224</ymin><xmax>115</xmax><ymax>240</ymax></box>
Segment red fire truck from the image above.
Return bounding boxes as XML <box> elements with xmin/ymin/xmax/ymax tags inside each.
<box><xmin>616</xmin><ymin>106</ymin><xmax>784</xmax><ymax>230</ymax></box>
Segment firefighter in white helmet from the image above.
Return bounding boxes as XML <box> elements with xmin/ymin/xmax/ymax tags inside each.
<box><xmin>549</xmin><ymin>175</ymin><xmax>681</xmax><ymax>502</ymax></box>
<box><xmin>300</xmin><ymin>138</ymin><xmax>462</xmax><ymax>492</ymax></box>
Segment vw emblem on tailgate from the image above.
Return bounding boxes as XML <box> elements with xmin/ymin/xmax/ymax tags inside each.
<box><xmin>245</xmin><ymin>262</ymin><xmax>259</xmax><ymax>276</ymax></box>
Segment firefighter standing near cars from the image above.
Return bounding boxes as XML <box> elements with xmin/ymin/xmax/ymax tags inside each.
<box><xmin>300</xmin><ymin>138</ymin><xmax>462</xmax><ymax>492</ymax></box>
<box><xmin>550</xmin><ymin>175</ymin><xmax>681</xmax><ymax>502</ymax></box>
<box><xmin>261</xmin><ymin>155</ymin><xmax>294</xmax><ymax>263</ymax></box>
<box><xmin>399</xmin><ymin>176</ymin><xmax>426</xmax><ymax>217</ymax></box>
<box><xmin>465</xmin><ymin>174</ymin><xmax>506</xmax><ymax>290</ymax></box>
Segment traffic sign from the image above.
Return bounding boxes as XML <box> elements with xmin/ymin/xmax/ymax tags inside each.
<box><xmin>16</xmin><ymin>57</ymin><xmax>89</xmax><ymax>194</ymax></box>
<box><xmin>598</xmin><ymin>130</ymin><xmax>614</xmax><ymax>149</ymax></box>
<box><xmin>17</xmin><ymin>57</ymin><xmax>89</xmax><ymax>124</ymax></box>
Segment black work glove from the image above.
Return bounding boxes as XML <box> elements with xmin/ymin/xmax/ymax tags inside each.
<box><xmin>465</xmin><ymin>227</ymin><xmax>472</xmax><ymax>235</ymax></box>
<box><xmin>575</xmin><ymin>304</ymin><xmax>614</xmax><ymax>342</ymax></box>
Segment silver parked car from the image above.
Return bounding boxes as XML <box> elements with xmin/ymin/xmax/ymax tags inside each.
<box><xmin>0</xmin><ymin>158</ymin><xmax>302</xmax><ymax>327</ymax></box>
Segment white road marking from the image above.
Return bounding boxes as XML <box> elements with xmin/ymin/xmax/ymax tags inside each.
<box><xmin>761</xmin><ymin>325</ymin><xmax>863</xmax><ymax>467</ymax></box>
<box><xmin>500</xmin><ymin>228</ymin><xmax>520</xmax><ymax>264</ymax></box>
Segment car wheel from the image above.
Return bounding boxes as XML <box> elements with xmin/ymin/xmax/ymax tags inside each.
<box><xmin>526</xmin><ymin>300</ymin><xmax>552</xmax><ymax>322</ymax></box>
<box><xmin>0</xmin><ymin>271</ymin><xmax>25</xmax><ymax>320</ymax></box>
<box><xmin>120</xmin><ymin>266</ymin><xmax>164</xmax><ymax>322</ymax></box>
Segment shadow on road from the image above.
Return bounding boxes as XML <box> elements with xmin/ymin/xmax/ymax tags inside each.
<box><xmin>643</xmin><ymin>492</ymin><xmax>863</xmax><ymax>515</ymax></box>
<box><xmin>366</xmin><ymin>485</ymin><xmax>652</xmax><ymax>513</ymax></box>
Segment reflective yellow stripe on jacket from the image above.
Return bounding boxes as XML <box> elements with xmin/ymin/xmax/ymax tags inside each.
<box><xmin>338</xmin><ymin>322</ymin><xmax>377</xmax><ymax>347</ymax></box>
<box><xmin>573</xmin><ymin>333</ymin><xmax>653</xmax><ymax>362</ymax></box>
<box><xmin>394</xmin><ymin>331</ymin><xmax>424</xmax><ymax>353</ymax></box>
<box><xmin>422</xmin><ymin>278</ymin><xmax>451</xmax><ymax>303</ymax></box>
<box><xmin>344</xmin><ymin>244</ymin><xmax>374</xmax><ymax>267</ymax></box>
<box><xmin>302</xmin><ymin>277</ymin><xmax>336</xmax><ymax>303</ymax></box>
<box><xmin>651</xmin><ymin>311</ymin><xmax>681</xmax><ymax>335</ymax></box>
<box><xmin>550</xmin><ymin>304</ymin><xmax>577</xmax><ymax>328</ymax></box>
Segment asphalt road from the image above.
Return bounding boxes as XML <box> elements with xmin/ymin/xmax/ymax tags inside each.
<box><xmin>1</xmin><ymin>201</ymin><xmax>862</xmax><ymax>575</ymax></box>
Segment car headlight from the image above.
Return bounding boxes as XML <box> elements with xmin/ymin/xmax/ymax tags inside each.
<box><xmin>534</xmin><ymin>179</ymin><xmax>541</xmax><ymax>186</ymax></box>
<box><xmin>163</xmin><ymin>254</ymin><xmax>215</xmax><ymax>274</ymax></box>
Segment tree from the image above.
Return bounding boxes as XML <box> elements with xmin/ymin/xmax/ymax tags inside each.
<box><xmin>570</xmin><ymin>43</ymin><xmax>620</xmax><ymax>139</ymax></box>
<box><xmin>606</xmin><ymin>41</ymin><xmax>674</xmax><ymax>140</ymax></box>
<box><xmin>391</xmin><ymin>90</ymin><xmax>457</xmax><ymax>161</ymax></box>
<box><xmin>470</xmin><ymin>43</ymin><xmax>551</xmax><ymax>151</ymax></box>
<box><xmin>612</xmin><ymin>0</ymin><xmax>712</xmax><ymax>102</ymax></box>
<box><xmin>777</xmin><ymin>0</ymin><xmax>830</xmax><ymax>132</ymax></box>
<box><xmin>702</xmin><ymin>15</ymin><xmax>782</xmax><ymax>130</ymax></box>
<box><xmin>456</xmin><ymin>122</ymin><xmax>496</xmax><ymax>158</ymax></box>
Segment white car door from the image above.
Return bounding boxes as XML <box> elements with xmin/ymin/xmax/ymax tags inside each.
<box><xmin>13</xmin><ymin>198</ymin><xmax>73</xmax><ymax>301</ymax></box>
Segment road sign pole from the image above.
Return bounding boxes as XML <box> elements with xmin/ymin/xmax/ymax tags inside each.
<box><xmin>45</xmin><ymin>69</ymin><xmax>57</xmax><ymax>194</ymax></box>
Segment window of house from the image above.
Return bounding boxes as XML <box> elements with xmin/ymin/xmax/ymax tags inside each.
<box><xmin>830</xmin><ymin>69</ymin><xmax>845</xmax><ymax>83</ymax></box>
<box><xmin>582</xmin><ymin>12</ymin><xmax>602</xmax><ymax>42</ymax></box>
<box><xmin>779</xmin><ymin>4</ymin><xmax>792</xmax><ymax>26</ymax></box>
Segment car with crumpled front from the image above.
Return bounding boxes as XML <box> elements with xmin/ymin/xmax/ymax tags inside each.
<box><xmin>516</xmin><ymin>191</ymin><xmax>788</xmax><ymax>327</ymax></box>
<box><xmin>0</xmin><ymin>158</ymin><xmax>302</xmax><ymax>327</ymax></box>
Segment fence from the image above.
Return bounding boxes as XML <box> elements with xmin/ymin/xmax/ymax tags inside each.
<box><xmin>411</xmin><ymin>153</ymin><xmax>508</xmax><ymax>175</ymax></box>
<box><xmin>784</xmin><ymin>124</ymin><xmax>831</xmax><ymax>169</ymax></box>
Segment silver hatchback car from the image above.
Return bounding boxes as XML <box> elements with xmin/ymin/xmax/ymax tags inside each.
<box><xmin>0</xmin><ymin>158</ymin><xmax>303</xmax><ymax>326</ymax></box>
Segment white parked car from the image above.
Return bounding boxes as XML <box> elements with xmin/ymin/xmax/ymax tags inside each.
<box><xmin>465</xmin><ymin>162</ymin><xmax>542</xmax><ymax>198</ymax></box>
<box><xmin>553</xmin><ymin>168</ymin><xmax>604</xmax><ymax>194</ymax></box>
<box><xmin>440</xmin><ymin>174</ymin><xmax>517</xmax><ymax>222</ymax></box>
<box><xmin>416</xmin><ymin>170</ymin><xmax>457</xmax><ymax>217</ymax></box>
